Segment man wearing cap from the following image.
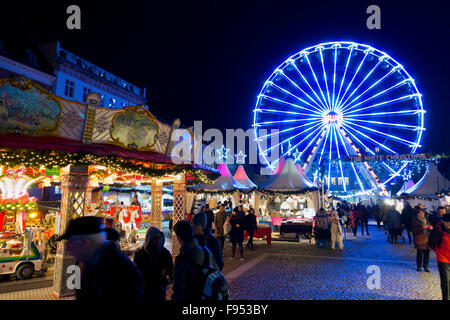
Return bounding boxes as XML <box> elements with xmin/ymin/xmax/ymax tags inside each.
<box><xmin>192</xmin><ymin>212</ymin><xmax>222</xmax><ymax>271</ymax></box>
<box><xmin>429</xmin><ymin>206</ymin><xmax>447</xmax><ymax>227</ymax></box>
<box><xmin>429</xmin><ymin>213</ymin><xmax>450</xmax><ymax>300</ymax></box>
<box><xmin>58</xmin><ymin>216</ymin><xmax>144</xmax><ymax>301</ymax></box>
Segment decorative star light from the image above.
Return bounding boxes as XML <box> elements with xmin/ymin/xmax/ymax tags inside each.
<box><xmin>293</xmin><ymin>149</ymin><xmax>300</xmax><ymax>162</ymax></box>
<box><xmin>402</xmin><ymin>169</ymin><xmax>412</xmax><ymax>181</ymax></box>
<box><xmin>235</xmin><ymin>151</ymin><xmax>247</xmax><ymax>164</ymax></box>
<box><xmin>216</xmin><ymin>145</ymin><xmax>230</xmax><ymax>162</ymax></box>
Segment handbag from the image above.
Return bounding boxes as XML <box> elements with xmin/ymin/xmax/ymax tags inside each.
<box><xmin>414</xmin><ymin>233</ymin><xmax>427</xmax><ymax>246</ymax></box>
<box><xmin>223</xmin><ymin>216</ymin><xmax>231</xmax><ymax>235</ymax></box>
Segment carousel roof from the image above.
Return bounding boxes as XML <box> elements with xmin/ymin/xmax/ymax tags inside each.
<box><xmin>260</xmin><ymin>158</ymin><xmax>315</xmax><ymax>191</ymax></box>
<box><xmin>233</xmin><ymin>165</ymin><xmax>256</xmax><ymax>188</ymax></box>
<box><xmin>405</xmin><ymin>162</ymin><xmax>450</xmax><ymax>196</ymax></box>
<box><xmin>189</xmin><ymin>163</ymin><xmax>249</xmax><ymax>191</ymax></box>
<box><xmin>295</xmin><ymin>163</ymin><xmax>307</xmax><ymax>178</ymax></box>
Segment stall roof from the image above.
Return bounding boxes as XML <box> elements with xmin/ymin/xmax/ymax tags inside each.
<box><xmin>260</xmin><ymin>158</ymin><xmax>315</xmax><ymax>191</ymax></box>
<box><xmin>233</xmin><ymin>165</ymin><xmax>256</xmax><ymax>188</ymax></box>
<box><xmin>405</xmin><ymin>162</ymin><xmax>450</xmax><ymax>196</ymax></box>
<box><xmin>189</xmin><ymin>163</ymin><xmax>249</xmax><ymax>191</ymax></box>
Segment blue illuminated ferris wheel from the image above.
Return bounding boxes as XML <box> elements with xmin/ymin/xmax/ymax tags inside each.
<box><xmin>253</xmin><ymin>41</ymin><xmax>426</xmax><ymax>196</ymax></box>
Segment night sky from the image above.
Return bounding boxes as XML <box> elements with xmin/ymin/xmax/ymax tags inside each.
<box><xmin>2</xmin><ymin>0</ymin><xmax>450</xmax><ymax>153</ymax></box>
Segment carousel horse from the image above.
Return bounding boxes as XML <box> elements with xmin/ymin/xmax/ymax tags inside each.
<box><xmin>119</xmin><ymin>208</ymin><xmax>140</xmax><ymax>245</ymax></box>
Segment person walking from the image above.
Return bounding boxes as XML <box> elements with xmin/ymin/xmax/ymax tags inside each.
<box><xmin>386</xmin><ymin>205</ymin><xmax>402</xmax><ymax>243</ymax></box>
<box><xmin>374</xmin><ymin>204</ymin><xmax>382</xmax><ymax>230</ymax></box>
<box><xmin>429</xmin><ymin>213</ymin><xmax>450</xmax><ymax>300</ymax></box>
<box><xmin>360</xmin><ymin>205</ymin><xmax>370</xmax><ymax>236</ymax></box>
<box><xmin>192</xmin><ymin>212</ymin><xmax>223</xmax><ymax>271</ymax></box>
<box><xmin>402</xmin><ymin>203</ymin><xmax>416</xmax><ymax>245</ymax></box>
<box><xmin>412</xmin><ymin>210</ymin><xmax>433</xmax><ymax>272</ymax></box>
<box><xmin>314</xmin><ymin>208</ymin><xmax>331</xmax><ymax>247</ymax></box>
<box><xmin>214</xmin><ymin>205</ymin><xmax>228</xmax><ymax>251</ymax></box>
<box><xmin>244</xmin><ymin>208</ymin><xmax>258</xmax><ymax>250</ymax></box>
<box><xmin>429</xmin><ymin>206</ymin><xmax>447</xmax><ymax>227</ymax></box>
<box><xmin>134</xmin><ymin>227</ymin><xmax>173</xmax><ymax>300</ymax></box>
<box><xmin>229</xmin><ymin>208</ymin><xmax>245</xmax><ymax>260</ymax></box>
<box><xmin>330</xmin><ymin>210</ymin><xmax>343</xmax><ymax>250</ymax></box>
<box><xmin>204</xmin><ymin>204</ymin><xmax>215</xmax><ymax>231</ymax></box>
<box><xmin>57</xmin><ymin>216</ymin><xmax>144</xmax><ymax>301</ymax></box>
<box><xmin>172</xmin><ymin>220</ymin><xmax>217</xmax><ymax>300</ymax></box>
<box><xmin>350</xmin><ymin>207</ymin><xmax>360</xmax><ymax>239</ymax></box>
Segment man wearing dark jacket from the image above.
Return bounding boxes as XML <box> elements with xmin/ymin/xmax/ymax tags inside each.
<box><xmin>244</xmin><ymin>208</ymin><xmax>258</xmax><ymax>250</ymax></box>
<box><xmin>402</xmin><ymin>203</ymin><xmax>416</xmax><ymax>245</ymax></box>
<box><xmin>172</xmin><ymin>220</ymin><xmax>217</xmax><ymax>300</ymax></box>
<box><xmin>192</xmin><ymin>212</ymin><xmax>223</xmax><ymax>271</ymax></box>
<box><xmin>59</xmin><ymin>216</ymin><xmax>144</xmax><ymax>301</ymax></box>
<box><xmin>429</xmin><ymin>206</ymin><xmax>447</xmax><ymax>227</ymax></box>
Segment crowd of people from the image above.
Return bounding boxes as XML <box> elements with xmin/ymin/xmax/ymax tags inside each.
<box><xmin>56</xmin><ymin>197</ymin><xmax>449</xmax><ymax>301</ymax></box>
<box><xmin>57</xmin><ymin>201</ymin><xmax>261</xmax><ymax>301</ymax></box>
<box><xmin>312</xmin><ymin>201</ymin><xmax>450</xmax><ymax>300</ymax></box>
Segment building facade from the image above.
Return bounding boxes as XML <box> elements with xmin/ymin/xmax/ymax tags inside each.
<box><xmin>38</xmin><ymin>41</ymin><xmax>147</xmax><ymax>108</ymax></box>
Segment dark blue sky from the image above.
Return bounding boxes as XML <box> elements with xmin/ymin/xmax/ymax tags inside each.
<box><xmin>2</xmin><ymin>0</ymin><xmax>450</xmax><ymax>153</ymax></box>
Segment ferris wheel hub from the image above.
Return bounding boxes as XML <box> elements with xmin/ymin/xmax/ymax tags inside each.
<box><xmin>322</xmin><ymin>111</ymin><xmax>343</xmax><ymax>125</ymax></box>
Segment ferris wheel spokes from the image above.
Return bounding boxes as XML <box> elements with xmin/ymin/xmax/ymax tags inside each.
<box><xmin>334</xmin><ymin>46</ymin><xmax>355</xmax><ymax>112</ymax></box>
<box><xmin>335</xmin><ymin>50</ymin><xmax>370</xmax><ymax>112</ymax></box>
<box><xmin>318</xmin><ymin>47</ymin><xmax>332</xmax><ymax>108</ymax></box>
<box><xmin>304</xmin><ymin>54</ymin><xmax>331</xmax><ymax>110</ymax></box>
<box><xmin>288</xmin><ymin>60</ymin><xmax>329</xmax><ymax>112</ymax></box>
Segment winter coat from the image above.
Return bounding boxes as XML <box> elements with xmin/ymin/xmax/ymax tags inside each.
<box><xmin>229</xmin><ymin>214</ymin><xmax>245</xmax><ymax>243</ymax></box>
<box><xmin>386</xmin><ymin>209</ymin><xmax>402</xmax><ymax>230</ymax></box>
<box><xmin>172</xmin><ymin>239</ymin><xmax>216</xmax><ymax>300</ymax></box>
<box><xmin>380</xmin><ymin>207</ymin><xmax>388</xmax><ymax>222</ymax></box>
<box><xmin>411</xmin><ymin>217</ymin><xmax>431</xmax><ymax>250</ymax></box>
<box><xmin>214</xmin><ymin>210</ymin><xmax>228</xmax><ymax>238</ymax></box>
<box><xmin>134</xmin><ymin>227</ymin><xmax>173</xmax><ymax>301</ymax></box>
<box><xmin>77</xmin><ymin>241</ymin><xmax>145</xmax><ymax>301</ymax></box>
<box><xmin>243</xmin><ymin>213</ymin><xmax>258</xmax><ymax>233</ymax></box>
<box><xmin>194</xmin><ymin>230</ymin><xmax>223</xmax><ymax>271</ymax></box>
<box><xmin>429</xmin><ymin>221</ymin><xmax>450</xmax><ymax>263</ymax></box>
<box><xmin>205</xmin><ymin>210</ymin><xmax>214</xmax><ymax>231</ymax></box>
<box><xmin>401</xmin><ymin>205</ymin><xmax>415</xmax><ymax>230</ymax></box>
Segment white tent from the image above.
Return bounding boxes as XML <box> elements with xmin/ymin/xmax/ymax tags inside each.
<box><xmin>261</xmin><ymin>158</ymin><xmax>315</xmax><ymax>191</ymax></box>
<box><xmin>233</xmin><ymin>165</ymin><xmax>257</xmax><ymax>189</ymax></box>
<box><xmin>260</xmin><ymin>158</ymin><xmax>319</xmax><ymax>213</ymax></box>
<box><xmin>405</xmin><ymin>162</ymin><xmax>450</xmax><ymax>196</ymax></box>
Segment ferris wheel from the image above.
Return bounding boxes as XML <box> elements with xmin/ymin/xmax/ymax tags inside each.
<box><xmin>253</xmin><ymin>41</ymin><xmax>425</xmax><ymax>196</ymax></box>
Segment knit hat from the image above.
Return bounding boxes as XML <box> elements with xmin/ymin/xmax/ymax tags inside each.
<box><xmin>192</xmin><ymin>211</ymin><xmax>207</xmax><ymax>229</ymax></box>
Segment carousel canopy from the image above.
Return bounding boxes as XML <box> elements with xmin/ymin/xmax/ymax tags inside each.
<box><xmin>295</xmin><ymin>163</ymin><xmax>307</xmax><ymax>178</ymax></box>
<box><xmin>260</xmin><ymin>158</ymin><xmax>315</xmax><ymax>191</ymax></box>
<box><xmin>189</xmin><ymin>163</ymin><xmax>249</xmax><ymax>191</ymax></box>
<box><xmin>405</xmin><ymin>162</ymin><xmax>450</xmax><ymax>196</ymax></box>
<box><xmin>233</xmin><ymin>165</ymin><xmax>256</xmax><ymax>188</ymax></box>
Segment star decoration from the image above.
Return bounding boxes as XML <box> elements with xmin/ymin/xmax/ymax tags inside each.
<box><xmin>235</xmin><ymin>151</ymin><xmax>247</xmax><ymax>164</ymax></box>
<box><xmin>216</xmin><ymin>145</ymin><xmax>230</xmax><ymax>162</ymax></box>
<box><xmin>293</xmin><ymin>149</ymin><xmax>300</xmax><ymax>162</ymax></box>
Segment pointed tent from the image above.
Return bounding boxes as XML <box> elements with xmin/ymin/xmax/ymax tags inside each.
<box><xmin>295</xmin><ymin>163</ymin><xmax>307</xmax><ymax>179</ymax></box>
<box><xmin>396</xmin><ymin>180</ymin><xmax>414</xmax><ymax>196</ymax></box>
<box><xmin>233</xmin><ymin>165</ymin><xmax>257</xmax><ymax>189</ymax></box>
<box><xmin>405</xmin><ymin>162</ymin><xmax>450</xmax><ymax>196</ymax></box>
<box><xmin>260</xmin><ymin>158</ymin><xmax>315</xmax><ymax>191</ymax></box>
<box><xmin>189</xmin><ymin>163</ymin><xmax>249</xmax><ymax>191</ymax></box>
<box><xmin>259</xmin><ymin>157</ymin><xmax>287</xmax><ymax>188</ymax></box>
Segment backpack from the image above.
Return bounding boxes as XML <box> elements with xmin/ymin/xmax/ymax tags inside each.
<box><xmin>183</xmin><ymin>247</ymin><xmax>229</xmax><ymax>300</ymax></box>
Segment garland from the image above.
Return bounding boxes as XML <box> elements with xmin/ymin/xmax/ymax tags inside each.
<box><xmin>0</xmin><ymin>148</ymin><xmax>219</xmax><ymax>184</ymax></box>
<box><xmin>186</xmin><ymin>186</ymin><xmax>318</xmax><ymax>196</ymax></box>
<box><xmin>0</xmin><ymin>201</ymin><xmax>38</xmax><ymax>212</ymax></box>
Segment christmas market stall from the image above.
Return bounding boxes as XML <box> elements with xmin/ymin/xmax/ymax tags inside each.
<box><xmin>0</xmin><ymin>77</ymin><xmax>217</xmax><ymax>296</ymax></box>
<box><xmin>398</xmin><ymin>162</ymin><xmax>450</xmax><ymax>212</ymax></box>
<box><xmin>258</xmin><ymin>157</ymin><xmax>319</xmax><ymax>240</ymax></box>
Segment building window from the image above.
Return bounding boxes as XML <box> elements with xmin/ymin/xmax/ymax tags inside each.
<box><xmin>345</xmin><ymin>177</ymin><xmax>349</xmax><ymax>185</ymax></box>
<box><xmin>109</xmin><ymin>98</ymin><xmax>116</xmax><ymax>108</ymax></box>
<box><xmin>338</xmin><ymin>178</ymin><xmax>342</xmax><ymax>185</ymax></box>
<box><xmin>83</xmin><ymin>87</ymin><xmax>92</xmax><ymax>103</ymax></box>
<box><xmin>100</xmin><ymin>94</ymin><xmax>105</xmax><ymax>107</ymax></box>
<box><xmin>64</xmin><ymin>79</ymin><xmax>75</xmax><ymax>98</ymax></box>
<box><xmin>331</xmin><ymin>177</ymin><xmax>336</xmax><ymax>185</ymax></box>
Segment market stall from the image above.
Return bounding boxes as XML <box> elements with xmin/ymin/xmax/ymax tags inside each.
<box><xmin>258</xmin><ymin>158</ymin><xmax>319</xmax><ymax>239</ymax></box>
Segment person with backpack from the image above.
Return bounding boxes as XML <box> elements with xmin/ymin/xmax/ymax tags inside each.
<box><xmin>229</xmin><ymin>208</ymin><xmax>245</xmax><ymax>260</ymax></box>
<box><xmin>134</xmin><ymin>227</ymin><xmax>173</xmax><ymax>300</ymax></box>
<box><xmin>192</xmin><ymin>212</ymin><xmax>223</xmax><ymax>271</ymax></box>
<box><xmin>386</xmin><ymin>205</ymin><xmax>402</xmax><ymax>243</ymax></box>
<box><xmin>172</xmin><ymin>220</ymin><xmax>228</xmax><ymax>300</ymax></box>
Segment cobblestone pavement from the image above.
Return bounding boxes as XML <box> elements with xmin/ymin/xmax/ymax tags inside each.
<box><xmin>226</xmin><ymin>224</ymin><xmax>442</xmax><ymax>300</ymax></box>
<box><xmin>0</xmin><ymin>222</ymin><xmax>442</xmax><ymax>300</ymax></box>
